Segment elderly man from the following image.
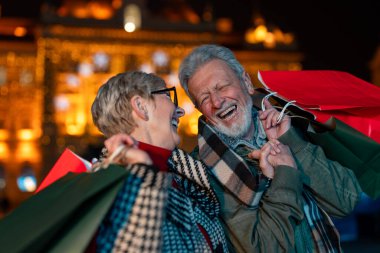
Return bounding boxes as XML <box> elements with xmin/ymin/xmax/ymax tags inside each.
<box><xmin>178</xmin><ymin>44</ymin><xmax>362</xmax><ymax>252</ymax></box>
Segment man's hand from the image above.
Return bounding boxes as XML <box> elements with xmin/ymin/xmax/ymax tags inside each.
<box><xmin>248</xmin><ymin>140</ymin><xmax>297</xmax><ymax>179</ymax></box>
<box><xmin>105</xmin><ymin>134</ymin><xmax>153</xmax><ymax>165</ymax></box>
<box><xmin>259</xmin><ymin>99</ymin><xmax>291</xmax><ymax>140</ymax></box>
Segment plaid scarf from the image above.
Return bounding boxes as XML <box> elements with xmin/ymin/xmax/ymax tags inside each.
<box><xmin>303</xmin><ymin>191</ymin><xmax>341</xmax><ymax>253</ymax></box>
<box><xmin>197</xmin><ymin>111</ymin><xmax>341</xmax><ymax>252</ymax></box>
<box><xmin>197</xmin><ymin>117</ymin><xmax>268</xmax><ymax>207</ymax></box>
<box><xmin>97</xmin><ymin>164</ymin><xmax>169</xmax><ymax>253</ymax></box>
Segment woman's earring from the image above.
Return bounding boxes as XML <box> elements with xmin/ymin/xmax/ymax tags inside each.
<box><xmin>138</xmin><ymin>102</ymin><xmax>148</xmax><ymax>120</ymax></box>
<box><xmin>143</xmin><ymin>108</ymin><xmax>149</xmax><ymax>120</ymax></box>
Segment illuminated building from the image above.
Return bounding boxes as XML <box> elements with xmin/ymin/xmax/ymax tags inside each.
<box><xmin>0</xmin><ymin>0</ymin><xmax>302</xmax><ymax>211</ymax></box>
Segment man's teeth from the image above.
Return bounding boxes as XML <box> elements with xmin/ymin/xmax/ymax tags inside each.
<box><xmin>218</xmin><ymin>105</ymin><xmax>237</xmax><ymax>119</ymax></box>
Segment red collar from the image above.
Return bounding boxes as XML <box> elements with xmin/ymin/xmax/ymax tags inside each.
<box><xmin>137</xmin><ymin>142</ymin><xmax>172</xmax><ymax>172</ymax></box>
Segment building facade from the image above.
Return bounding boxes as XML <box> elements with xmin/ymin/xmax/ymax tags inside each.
<box><xmin>0</xmin><ymin>0</ymin><xmax>303</xmax><ymax>213</ymax></box>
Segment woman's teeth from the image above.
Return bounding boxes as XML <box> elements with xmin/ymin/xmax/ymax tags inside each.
<box><xmin>171</xmin><ymin>119</ymin><xmax>178</xmax><ymax>128</ymax></box>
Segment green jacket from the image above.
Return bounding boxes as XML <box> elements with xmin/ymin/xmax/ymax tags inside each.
<box><xmin>193</xmin><ymin>127</ymin><xmax>361</xmax><ymax>253</ymax></box>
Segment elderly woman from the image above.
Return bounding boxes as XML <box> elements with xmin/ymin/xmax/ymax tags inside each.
<box><xmin>91</xmin><ymin>71</ymin><xmax>229</xmax><ymax>253</ymax></box>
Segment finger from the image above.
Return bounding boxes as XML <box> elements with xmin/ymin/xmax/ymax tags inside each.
<box><xmin>259</xmin><ymin>109</ymin><xmax>271</xmax><ymax>127</ymax></box>
<box><xmin>264</xmin><ymin>142</ymin><xmax>277</xmax><ymax>155</ymax></box>
<box><xmin>108</xmin><ymin>145</ymin><xmax>128</xmax><ymax>163</ymax></box>
<box><xmin>265</xmin><ymin>110</ymin><xmax>278</xmax><ymax>129</ymax></box>
<box><xmin>105</xmin><ymin>134</ymin><xmax>136</xmax><ymax>151</ymax></box>
<box><xmin>259</xmin><ymin>109</ymin><xmax>266</xmax><ymax>120</ymax></box>
<box><xmin>268</xmin><ymin>141</ymin><xmax>281</xmax><ymax>154</ymax></box>
<box><xmin>265</xmin><ymin>109</ymin><xmax>282</xmax><ymax>128</ymax></box>
<box><xmin>263</xmin><ymin>99</ymin><xmax>274</xmax><ymax>110</ymax></box>
<box><xmin>259</xmin><ymin>107</ymin><xmax>273</xmax><ymax>120</ymax></box>
<box><xmin>106</xmin><ymin>140</ymin><xmax>123</xmax><ymax>154</ymax></box>
<box><xmin>259</xmin><ymin>145</ymin><xmax>272</xmax><ymax>169</ymax></box>
<box><xmin>116</xmin><ymin>134</ymin><xmax>136</xmax><ymax>147</ymax></box>
<box><xmin>249</xmin><ymin>145</ymin><xmax>274</xmax><ymax>178</ymax></box>
<box><xmin>271</xmin><ymin>111</ymin><xmax>281</xmax><ymax>127</ymax></box>
<box><xmin>105</xmin><ymin>134</ymin><xmax>124</xmax><ymax>147</ymax></box>
<box><xmin>104</xmin><ymin>137</ymin><xmax>119</xmax><ymax>153</ymax></box>
<box><xmin>258</xmin><ymin>110</ymin><xmax>263</xmax><ymax>119</ymax></box>
<box><xmin>260</xmin><ymin>142</ymin><xmax>272</xmax><ymax>154</ymax></box>
<box><xmin>248</xmin><ymin>149</ymin><xmax>261</xmax><ymax>160</ymax></box>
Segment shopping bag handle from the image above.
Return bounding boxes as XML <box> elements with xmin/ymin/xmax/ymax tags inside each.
<box><xmin>92</xmin><ymin>145</ymin><xmax>127</xmax><ymax>172</ymax></box>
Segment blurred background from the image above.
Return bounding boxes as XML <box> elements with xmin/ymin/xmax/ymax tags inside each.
<box><xmin>0</xmin><ymin>0</ymin><xmax>379</xmax><ymax>251</ymax></box>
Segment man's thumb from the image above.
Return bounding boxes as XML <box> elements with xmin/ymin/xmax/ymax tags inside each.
<box><xmin>248</xmin><ymin>150</ymin><xmax>260</xmax><ymax>160</ymax></box>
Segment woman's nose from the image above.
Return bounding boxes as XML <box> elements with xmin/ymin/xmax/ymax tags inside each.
<box><xmin>175</xmin><ymin>106</ymin><xmax>185</xmax><ymax>118</ymax></box>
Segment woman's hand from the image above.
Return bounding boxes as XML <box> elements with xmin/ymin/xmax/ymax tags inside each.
<box><xmin>105</xmin><ymin>134</ymin><xmax>153</xmax><ymax>165</ymax></box>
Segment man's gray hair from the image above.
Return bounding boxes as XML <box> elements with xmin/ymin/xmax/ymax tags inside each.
<box><xmin>178</xmin><ymin>44</ymin><xmax>245</xmax><ymax>104</ymax></box>
<box><xmin>91</xmin><ymin>71</ymin><xmax>166</xmax><ymax>137</ymax></box>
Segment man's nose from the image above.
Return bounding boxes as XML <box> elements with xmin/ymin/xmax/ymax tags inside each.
<box><xmin>210</xmin><ymin>92</ymin><xmax>224</xmax><ymax>108</ymax></box>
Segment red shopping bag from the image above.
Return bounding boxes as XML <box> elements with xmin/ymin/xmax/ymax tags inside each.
<box><xmin>36</xmin><ymin>148</ymin><xmax>91</xmax><ymax>193</ymax></box>
<box><xmin>258</xmin><ymin>70</ymin><xmax>380</xmax><ymax>143</ymax></box>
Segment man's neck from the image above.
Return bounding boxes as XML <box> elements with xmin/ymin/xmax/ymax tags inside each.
<box><xmin>241</xmin><ymin>121</ymin><xmax>256</xmax><ymax>142</ymax></box>
<box><xmin>211</xmin><ymin>109</ymin><xmax>266</xmax><ymax>150</ymax></box>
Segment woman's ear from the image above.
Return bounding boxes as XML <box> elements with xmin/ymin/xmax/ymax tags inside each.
<box><xmin>242</xmin><ymin>71</ymin><xmax>255</xmax><ymax>95</ymax></box>
<box><xmin>130</xmin><ymin>95</ymin><xmax>149</xmax><ymax>120</ymax></box>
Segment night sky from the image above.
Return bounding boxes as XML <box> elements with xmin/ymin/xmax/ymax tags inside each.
<box><xmin>213</xmin><ymin>0</ymin><xmax>380</xmax><ymax>82</ymax></box>
<box><xmin>1</xmin><ymin>0</ymin><xmax>379</xmax><ymax>82</ymax></box>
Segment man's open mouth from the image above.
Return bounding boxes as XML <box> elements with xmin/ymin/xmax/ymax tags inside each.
<box><xmin>217</xmin><ymin>105</ymin><xmax>237</xmax><ymax>120</ymax></box>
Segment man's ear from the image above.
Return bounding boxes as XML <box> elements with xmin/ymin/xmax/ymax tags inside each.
<box><xmin>242</xmin><ymin>71</ymin><xmax>255</xmax><ymax>95</ymax></box>
<box><xmin>130</xmin><ymin>95</ymin><xmax>149</xmax><ymax>120</ymax></box>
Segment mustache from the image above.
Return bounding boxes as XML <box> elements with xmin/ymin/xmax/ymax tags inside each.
<box><xmin>215</xmin><ymin>103</ymin><xmax>236</xmax><ymax>115</ymax></box>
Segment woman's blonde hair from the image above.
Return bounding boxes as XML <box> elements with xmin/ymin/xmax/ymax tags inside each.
<box><xmin>91</xmin><ymin>71</ymin><xmax>166</xmax><ymax>137</ymax></box>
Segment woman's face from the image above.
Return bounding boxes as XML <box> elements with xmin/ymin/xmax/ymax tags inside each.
<box><xmin>146</xmin><ymin>87</ymin><xmax>185</xmax><ymax>150</ymax></box>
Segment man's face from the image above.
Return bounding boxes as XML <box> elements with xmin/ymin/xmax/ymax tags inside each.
<box><xmin>188</xmin><ymin>59</ymin><xmax>254</xmax><ymax>138</ymax></box>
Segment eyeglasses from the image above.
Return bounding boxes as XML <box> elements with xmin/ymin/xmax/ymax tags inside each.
<box><xmin>150</xmin><ymin>86</ymin><xmax>178</xmax><ymax>107</ymax></box>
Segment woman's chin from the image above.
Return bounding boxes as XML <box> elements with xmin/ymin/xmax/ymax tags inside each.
<box><xmin>172</xmin><ymin>134</ymin><xmax>181</xmax><ymax>149</ymax></box>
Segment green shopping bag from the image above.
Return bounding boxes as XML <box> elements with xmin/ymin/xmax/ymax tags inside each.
<box><xmin>0</xmin><ymin>165</ymin><xmax>128</xmax><ymax>253</ymax></box>
<box><xmin>253</xmin><ymin>88</ymin><xmax>380</xmax><ymax>199</ymax></box>
<box><xmin>307</xmin><ymin>118</ymin><xmax>380</xmax><ymax>199</ymax></box>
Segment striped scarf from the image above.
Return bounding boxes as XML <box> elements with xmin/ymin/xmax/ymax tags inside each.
<box><xmin>169</xmin><ymin>148</ymin><xmax>220</xmax><ymax>217</ymax></box>
<box><xmin>197</xmin><ymin>113</ymin><xmax>341</xmax><ymax>252</ymax></box>
<box><xmin>168</xmin><ymin>148</ymin><xmax>228</xmax><ymax>252</ymax></box>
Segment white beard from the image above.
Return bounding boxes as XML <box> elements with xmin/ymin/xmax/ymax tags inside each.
<box><xmin>214</xmin><ymin>99</ymin><xmax>253</xmax><ymax>138</ymax></box>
